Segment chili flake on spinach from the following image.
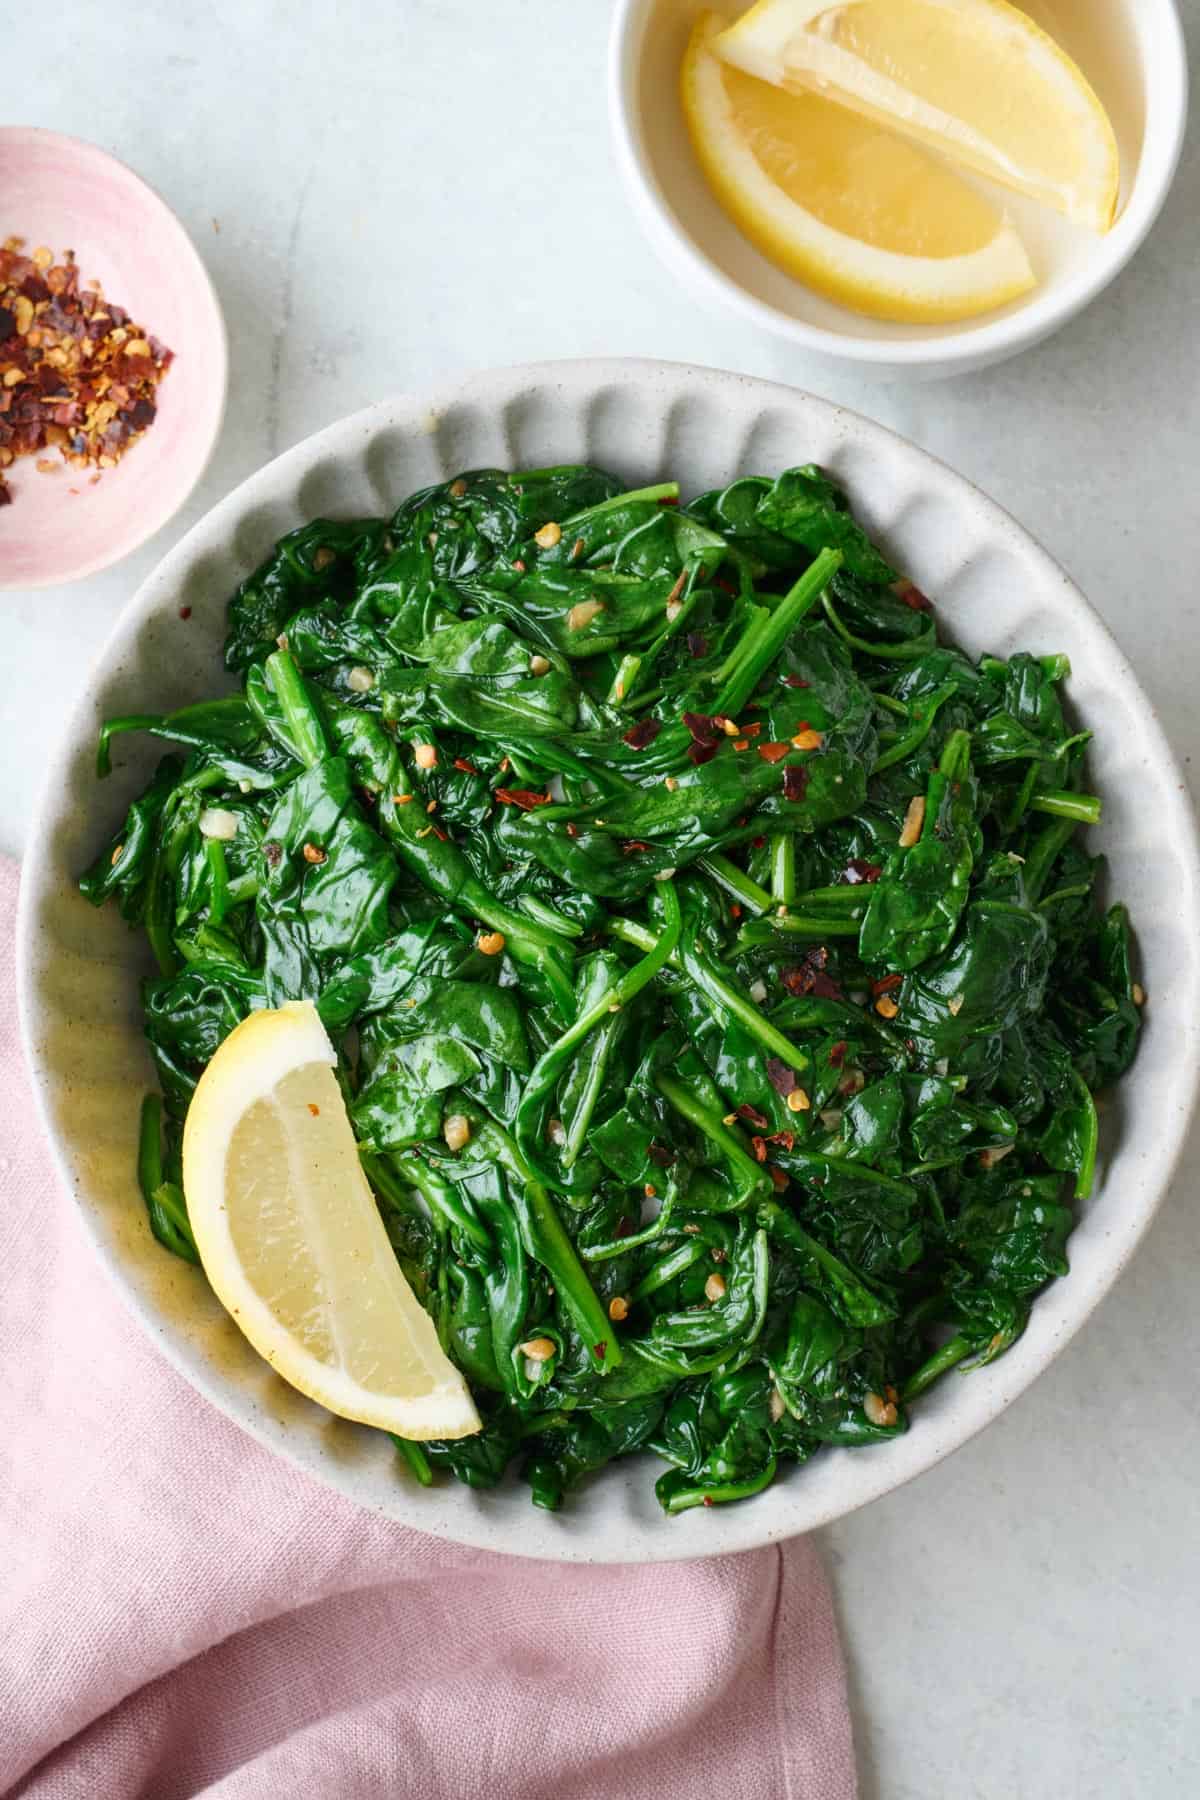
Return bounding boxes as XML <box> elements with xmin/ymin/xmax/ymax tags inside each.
<box><xmin>81</xmin><ymin>461</ymin><xmax>1143</xmax><ymax>1515</ymax></box>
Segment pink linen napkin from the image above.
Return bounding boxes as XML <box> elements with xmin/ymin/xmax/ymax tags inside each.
<box><xmin>0</xmin><ymin>857</ymin><xmax>856</xmax><ymax>1800</ymax></box>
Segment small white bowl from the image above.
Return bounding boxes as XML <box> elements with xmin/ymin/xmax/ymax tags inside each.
<box><xmin>17</xmin><ymin>360</ymin><xmax>1200</xmax><ymax>1562</ymax></box>
<box><xmin>609</xmin><ymin>0</ymin><xmax>1188</xmax><ymax>379</ymax></box>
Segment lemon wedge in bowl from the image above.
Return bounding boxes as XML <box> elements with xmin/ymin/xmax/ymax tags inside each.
<box><xmin>682</xmin><ymin>11</ymin><xmax>1034</xmax><ymax>324</ymax></box>
<box><xmin>715</xmin><ymin>0</ymin><xmax>1119</xmax><ymax>233</ymax></box>
<box><xmin>182</xmin><ymin>999</ymin><xmax>480</xmax><ymax>1441</ymax></box>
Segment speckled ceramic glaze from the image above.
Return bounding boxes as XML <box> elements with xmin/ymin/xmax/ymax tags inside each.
<box><xmin>0</xmin><ymin>128</ymin><xmax>227</xmax><ymax>588</ymax></box>
<box><xmin>17</xmin><ymin>361</ymin><xmax>1200</xmax><ymax>1561</ymax></box>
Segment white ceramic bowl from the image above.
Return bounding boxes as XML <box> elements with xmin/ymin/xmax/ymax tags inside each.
<box><xmin>609</xmin><ymin>1</ymin><xmax>1188</xmax><ymax>379</ymax></box>
<box><xmin>18</xmin><ymin>360</ymin><xmax>1200</xmax><ymax>1562</ymax></box>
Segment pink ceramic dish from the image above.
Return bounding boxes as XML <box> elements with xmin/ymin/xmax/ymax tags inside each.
<box><xmin>0</xmin><ymin>127</ymin><xmax>227</xmax><ymax>590</ymax></box>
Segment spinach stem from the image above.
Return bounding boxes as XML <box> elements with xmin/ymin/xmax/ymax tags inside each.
<box><xmin>655</xmin><ymin>1071</ymin><xmax>770</xmax><ymax>1203</ymax></box>
<box><xmin>1028</xmin><ymin>790</ymin><xmax>1101</xmax><ymax>826</ymax></box>
<box><xmin>470</xmin><ymin>1119</ymin><xmax>622</xmax><ymax>1373</ymax></box>
<box><xmin>821</xmin><ymin>591</ymin><xmax>937</xmax><ymax>662</ymax></box>
<box><xmin>660</xmin><ymin>1458</ymin><xmax>777</xmax><ymax>1513</ymax></box>
<box><xmin>561</xmin><ymin>1014</ymin><xmax>620</xmax><ymax>1170</ymax></box>
<box><xmin>901</xmin><ymin>1333</ymin><xmax>972</xmax><ymax>1400</ymax></box>
<box><xmin>137</xmin><ymin>1093</ymin><xmax>198</xmax><ymax>1262</ymax></box>
<box><xmin>680</xmin><ymin>942</ymin><xmax>810</xmax><ymax>1072</ymax></box>
<box><xmin>264</xmin><ymin>647</ymin><xmax>329</xmax><ymax>768</ymax></box>
<box><xmin>607</xmin><ymin>914</ymin><xmax>810</xmax><ymax>1072</ymax></box>
<box><xmin>205</xmin><ymin>837</ymin><xmax>231</xmax><ymax>927</ymax></box>
<box><xmin>366</xmin><ymin>1150</ymin><xmax>491</xmax><ymax>1254</ymax></box>
<box><xmin>582</xmin><ymin>1181</ymin><xmax>677</xmax><ymax>1262</ymax></box>
<box><xmin>735</xmin><ymin>915</ymin><xmax>863</xmax><ymax>950</ymax></box>
<box><xmin>785</xmin><ymin>885</ymin><xmax>867</xmax><ymax>909</ymax></box>
<box><xmin>1022</xmin><ymin>816</ymin><xmax>1078</xmax><ymax>905</ymax></box>
<box><xmin>770</xmin><ymin>834</ymin><xmax>796</xmax><ymax>907</ymax></box>
<box><xmin>561</xmin><ymin>481</ymin><xmax>679</xmax><ymax>520</ymax></box>
<box><xmin>607</xmin><ymin>653</ymin><xmax>642</xmax><ymax>708</ymax></box>
<box><xmin>714</xmin><ymin>549</ymin><xmax>842</xmax><ymax>716</ymax></box>
<box><xmin>1005</xmin><ymin>761</ymin><xmax>1041</xmax><ymax>832</ymax></box>
<box><xmin>871</xmin><ymin>684</ymin><xmax>956</xmax><ymax>774</ymax></box>
<box><xmin>390</xmin><ymin>1435</ymin><xmax>435</xmax><ymax>1484</ymax></box>
<box><xmin>632</xmin><ymin>572</ymin><xmax>706</xmax><ymax>691</ymax></box>
<box><xmin>137</xmin><ymin>1092</ymin><xmax>164</xmax><ymax>1197</ymax></box>
<box><xmin>712</xmin><ymin>605</ymin><xmax>768</xmax><ymax>688</ymax></box>
<box><xmin>517</xmin><ymin>895</ymin><xmax>585</xmax><ymax>939</ymax></box>
<box><xmin>698</xmin><ymin>854</ymin><xmax>772</xmax><ymax>917</ymax></box>
<box><xmin>542</xmin><ymin>883</ymin><xmax>681</xmax><ymax>1070</ymax></box>
<box><xmin>96</xmin><ymin>714</ymin><xmax>160</xmax><ymax>778</ymax></box>
<box><xmin>630</xmin><ymin>1237</ymin><xmax>707</xmax><ymax>1301</ymax></box>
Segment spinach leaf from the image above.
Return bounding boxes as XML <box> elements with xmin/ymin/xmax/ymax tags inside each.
<box><xmin>82</xmin><ymin>457</ymin><xmax>1141</xmax><ymax>1518</ymax></box>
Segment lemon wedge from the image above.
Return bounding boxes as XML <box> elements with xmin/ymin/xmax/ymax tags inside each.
<box><xmin>182</xmin><ymin>1000</ymin><xmax>480</xmax><ymax>1440</ymax></box>
<box><xmin>715</xmin><ymin>0</ymin><xmax>1119</xmax><ymax>232</ymax></box>
<box><xmin>682</xmin><ymin>11</ymin><xmax>1034</xmax><ymax>324</ymax></box>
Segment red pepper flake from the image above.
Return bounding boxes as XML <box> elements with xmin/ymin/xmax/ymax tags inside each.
<box><xmin>431</xmin><ymin>824</ymin><xmax>448</xmax><ymax>841</ymax></box>
<box><xmin>622</xmin><ymin>839</ymin><xmax>652</xmax><ymax>855</ymax></box>
<box><xmin>782</xmin><ymin>947</ymin><xmax>845</xmax><ymax>1002</ymax></box>
<box><xmin>757</xmin><ymin>742</ymin><xmax>791</xmax><ymax>764</ymax></box>
<box><xmin>782</xmin><ymin>766</ymin><xmax>810</xmax><ymax>803</ymax></box>
<box><xmin>593</xmin><ymin>1341</ymin><xmax>608</xmax><ymax>1361</ymax></box>
<box><xmin>715</xmin><ymin>575</ymin><xmax>738</xmax><ymax>596</ymax></box>
<box><xmin>495</xmin><ymin>787</ymin><xmax>552</xmax><ymax>811</ymax></box>
<box><xmin>765</xmin><ymin>1057</ymin><xmax>798</xmax><ymax>1097</ymax></box>
<box><xmin>682</xmin><ymin>710</ymin><xmax>721</xmax><ymax>745</ymax></box>
<box><xmin>768</xmin><ymin>1165</ymin><xmax>790</xmax><ymax>1192</ymax></box>
<box><xmin>752</xmin><ymin>835</ymin><xmax>766</xmax><ymax>850</ymax></box>
<box><xmin>686</xmin><ymin>631</ymin><xmax>708</xmax><ymax>658</ymax></box>
<box><xmin>666</xmin><ymin>569</ymin><xmax>688</xmax><ymax>606</ymax></box>
<box><xmin>872</xmin><ymin>972</ymin><xmax>903</xmax><ymax>996</ymax></box>
<box><xmin>738</xmin><ymin>1102</ymin><xmax>770</xmax><ymax>1130</ymax></box>
<box><xmin>647</xmin><ymin>1142</ymin><xmax>675</xmax><ymax>1166</ymax></box>
<box><xmin>733</xmin><ymin>738</ymin><xmax>749</xmax><ymax>752</ymax></box>
<box><xmin>750</xmin><ymin>1135</ymin><xmax>768</xmax><ymax>1163</ymax></box>
<box><xmin>687</xmin><ymin>739</ymin><xmax>720</xmax><ymax>767</ymax></box>
<box><xmin>0</xmin><ymin>237</ymin><xmax>173</xmax><ymax>508</ymax></box>
<box><xmin>453</xmin><ymin>756</ymin><xmax>479</xmax><ymax>775</ymax></box>
<box><xmin>783</xmin><ymin>674</ymin><xmax>810</xmax><ymax>689</ymax></box>
<box><xmin>565</xmin><ymin>822</ymin><xmax>579</xmax><ymax>838</ymax></box>
<box><xmin>829</xmin><ymin>1039</ymin><xmax>848</xmax><ymax>1068</ymax></box>
<box><xmin>741</xmin><ymin>721</ymin><xmax>762</xmax><ymax>738</ymax></box>
<box><xmin>569</xmin><ymin>536</ymin><xmax>585</xmax><ymax>561</ymax></box>
<box><xmin>307</xmin><ymin>1103</ymin><xmax>320</xmax><ymax>1117</ymax></box>
<box><xmin>843</xmin><ymin>859</ymin><xmax>882</xmax><ymax>885</ymax></box>
<box><xmin>767</xmin><ymin>1130</ymin><xmax>796</xmax><ymax>1152</ymax></box>
<box><xmin>730</xmin><ymin>903</ymin><xmax>742</xmax><ymax>920</ymax></box>
<box><xmin>178</xmin><ymin>605</ymin><xmax>192</xmax><ymax>620</ymax></box>
<box><xmin>893</xmin><ymin>578</ymin><xmax>933</xmax><ymax>613</ymax></box>
<box><xmin>622</xmin><ymin>717</ymin><xmax>662</xmax><ymax>751</ymax></box>
<box><xmin>512</xmin><ymin>558</ymin><xmax>527</xmax><ymax>573</ymax></box>
<box><xmin>702</xmin><ymin>1494</ymin><xmax>714</xmax><ymax>1506</ymax></box>
<box><xmin>658</xmin><ymin>494</ymin><xmax>679</xmax><ymax>506</ymax></box>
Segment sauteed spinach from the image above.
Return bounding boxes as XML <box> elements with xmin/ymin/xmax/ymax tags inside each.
<box><xmin>82</xmin><ymin>462</ymin><xmax>1142</xmax><ymax>1514</ymax></box>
